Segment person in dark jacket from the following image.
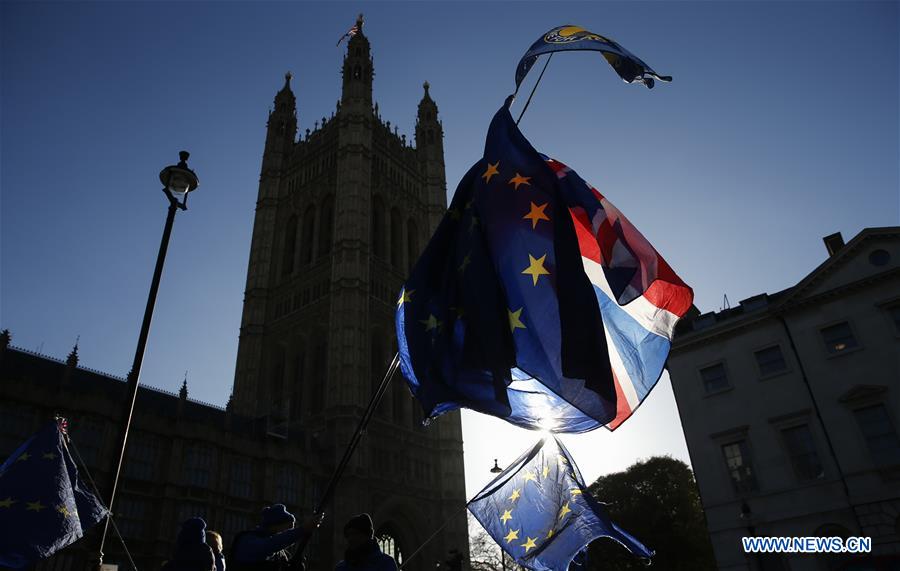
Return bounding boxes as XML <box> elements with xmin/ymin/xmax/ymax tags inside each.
<box><xmin>231</xmin><ymin>504</ymin><xmax>323</xmax><ymax>571</ymax></box>
<box><xmin>335</xmin><ymin>514</ymin><xmax>397</xmax><ymax>571</ymax></box>
<box><xmin>163</xmin><ymin>517</ymin><xmax>216</xmax><ymax>571</ymax></box>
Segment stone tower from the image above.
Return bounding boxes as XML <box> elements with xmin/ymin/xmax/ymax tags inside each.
<box><xmin>232</xmin><ymin>16</ymin><xmax>468</xmax><ymax>570</ymax></box>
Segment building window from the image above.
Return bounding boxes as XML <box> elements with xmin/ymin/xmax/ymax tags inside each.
<box><xmin>376</xmin><ymin>530</ymin><xmax>404</xmax><ymax>566</ymax></box>
<box><xmin>700</xmin><ymin>363</ymin><xmax>729</xmax><ymax>393</ymax></box>
<box><xmin>821</xmin><ymin>321</ymin><xmax>858</xmax><ymax>354</ymax></box>
<box><xmin>124</xmin><ymin>432</ymin><xmax>159</xmax><ymax>481</ymax></box>
<box><xmin>312</xmin><ymin>343</ymin><xmax>327</xmax><ymax>410</ymax></box>
<box><xmin>754</xmin><ymin>345</ymin><xmax>787</xmax><ymax>377</ymax></box>
<box><xmin>301</xmin><ymin>205</ymin><xmax>316</xmax><ymax>264</ymax></box>
<box><xmin>319</xmin><ymin>195</ymin><xmax>334</xmax><ymax>256</ymax></box>
<box><xmin>282</xmin><ymin>215</ymin><xmax>298</xmax><ymax>276</ymax></box>
<box><xmin>407</xmin><ymin>218</ymin><xmax>419</xmax><ymax>273</ymax></box>
<box><xmin>71</xmin><ymin>417</ymin><xmax>105</xmax><ymax>470</ymax></box>
<box><xmin>275</xmin><ymin>464</ymin><xmax>299</xmax><ymax>506</ymax></box>
<box><xmin>390</xmin><ymin>208</ymin><xmax>403</xmax><ymax>270</ymax></box>
<box><xmin>722</xmin><ymin>440</ymin><xmax>758</xmax><ymax>493</ymax></box>
<box><xmin>117</xmin><ymin>496</ymin><xmax>148</xmax><ymax>539</ymax></box>
<box><xmin>229</xmin><ymin>458</ymin><xmax>252</xmax><ymax>499</ymax></box>
<box><xmin>888</xmin><ymin>305</ymin><xmax>900</xmax><ymax>335</ymax></box>
<box><xmin>372</xmin><ymin>196</ymin><xmax>385</xmax><ymax>258</ymax></box>
<box><xmin>854</xmin><ymin>404</ymin><xmax>900</xmax><ymax>468</ymax></box>
<box><xmin>781</xmin><ymin>425</ymin><xmax>824</xmax><ymax>481</ymax></box>
<box><xmin>182</xmin><ymin>444</ymin><xmax>214</xmax><ymax>488</ymax></box>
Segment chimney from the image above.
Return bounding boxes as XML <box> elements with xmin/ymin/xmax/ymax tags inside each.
<box><xmin>823</xmin><ymin>232</ymin><xmax>844</xmax><ymax>256</ymax></box>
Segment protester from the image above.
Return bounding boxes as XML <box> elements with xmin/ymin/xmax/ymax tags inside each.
<box><xmin>162</xmin><ymin>517</ymin><xmax>216</xmax><ymax>571</ymax></box>
<box><xmin>231</xmin><ymin>504</ymin><xmax>323</xmax><ymax>571</ymax></box>
<box><xmin>335</xmin><ymin>514</ymin><xmax>397</xmax><ymax>571</ymax></box>
<box><xmin>206</xmin><ymin>530</ymin><xmax>226</xmax><ymax>571</ymax></box>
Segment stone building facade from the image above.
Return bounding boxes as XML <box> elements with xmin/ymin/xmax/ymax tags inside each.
<box><xmin>0</xmin><ymin>18</ymin><xmax>467</xmax><ymax>571</ymax></box>
<box><xmin>668</xmin><ymin>227</ymin><xmax>900</xmax><ymax>570</ymax></box>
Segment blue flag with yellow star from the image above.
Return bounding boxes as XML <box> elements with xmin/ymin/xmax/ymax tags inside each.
<box><xmin>468</xmin><ymin>436</ymin><xmax>652</xmax><ymax>571</ymax></box>
<box><xmin>396</xmin><ymin>95</ymin><xmax>622</xmax><ymax>433</ymax></box>
<box><xmin>515</xmin><ymin>25</ymin><xmax>671</xmax><ymax>90</ymax></box>
<box><xmin>0</xmin><ymin>419</ymin><xmax>108</xmax><ymax>568</ymax></box>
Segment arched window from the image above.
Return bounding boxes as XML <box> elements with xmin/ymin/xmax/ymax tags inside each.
<box><xmin>282</xmin><ymin>215</ymin><xmax>298</xmax><ymax>276</ymax></box>
<box><xmin>390</xmin><ymin>208</ymin><xmax>403</xmax><ymax>269</ymax></box>
<box><xmin>376</xmin><ymin>528</ymin><xmax>404</xmax><ymax>566</ymax></box>
<box><xmin>319</xmin><ymin>195</ymin><xmax>334</xmax><ymax>257</ymax></box>
<box><xmin>372</xmin><ymin>195</ymin><xmax>385</xmax><ymax>258</ymax></box>
<box><xmin>406</xmin><ymin>219</ymin><xmax>419</xmax><ymax>273</ymax></box>
<box><xmin>301</xmin><ymin>205</ymin><xmax>316</xmax><ymax>264</ymax></box>
<box><xmin>270</xmin><ymin>344</ymin><xmax>286</xmax><ymax>415</ymax></box>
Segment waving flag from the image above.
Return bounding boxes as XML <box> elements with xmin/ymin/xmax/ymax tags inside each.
<box><xmin>468</xmin><ymin>436</ymin><xmax>652</xmax><ymax>571</ymax></box>
<box><xmin>395</xmin><ymin>96</ymin><xmax>692</xmax><ymax>433</ymax></box>
<box><xmin>0</xmin><ymin>419</ymin><xmax>108</xmax><ymax>568</ymax></box>
<box><xmin>515</xmin><ymin>25</ymin><xmax>671</xmax><ymax>90</ymax></box>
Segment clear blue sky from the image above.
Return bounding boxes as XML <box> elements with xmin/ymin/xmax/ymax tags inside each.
<box><xmin>2</xmin><ymin>2</ymin><xmax>897</xmax><ymax>498</ymax></box>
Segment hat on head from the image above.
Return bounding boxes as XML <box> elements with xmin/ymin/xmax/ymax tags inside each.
<box><xmin>262</xmin><ymin>504</ymin><xmax>296</xmax><ymax>527</ymax></box>
<box><xmin>344</xmin><ymin>513</ymin><xmax>374</xmax><ymax>538</ymax></box>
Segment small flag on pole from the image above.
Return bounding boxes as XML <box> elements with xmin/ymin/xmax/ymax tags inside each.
<box><xmin>337</xmin><ymin>15</ymin><xmax>362</xmax><ymax>46</ymax></box>
<box><xmin>0</xmin><ymin>419</ymin><xmax>108</xmax><ymax>568</ymax></box>
<box><xmin>468</xmin><ymin>436</ymin><xmax>653</xmax><ymax>571</ymax></box>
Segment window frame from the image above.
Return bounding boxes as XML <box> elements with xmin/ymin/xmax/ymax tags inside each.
<box><xmin>698</xmin><ymin>360</ymin><xmax>732</xmax><ymax>396</ymax></box>
<box><xmin>818</xmin><ymin>319</ymin><xmax>862</xmax><ymax>358</ymax></box>
<box><xmin>779</xmin><ymin>423</ymin><xmax>825</xmax><ymax>482</ymax></box>
<box><xmin>752</xmin><ymin>343</ymin><xmax>790</xmax><ymax>380</ymax></box>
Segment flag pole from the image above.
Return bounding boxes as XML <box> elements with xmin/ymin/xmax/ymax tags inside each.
<box><xmin>289</xmin><ymin>353</ymin><xmax>401</xmax><ymax>569</ymax></box>
<box><xmin>516</xmin><ymin>53</ymin><xmax>553</xmax><ymax>125</ymax></box>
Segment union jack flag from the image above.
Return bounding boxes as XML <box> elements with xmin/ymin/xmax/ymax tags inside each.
<box><xmin>336</xmin><ymin>23</ymin><xmax>359</xmax><ymax>46</ymax></box>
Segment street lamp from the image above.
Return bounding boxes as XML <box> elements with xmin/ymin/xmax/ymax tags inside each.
<box><xmin>96</xmin><ymin>151</ymin><xmax>199</xmax><ymax>568</ymax></box>
<box><xmin>490</xmin><ymin>459</ymin><xmax>502</xmax><ymax>474</ymax></box>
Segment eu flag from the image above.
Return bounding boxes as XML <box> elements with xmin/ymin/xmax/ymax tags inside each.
<box><xmin>0</xmin><ymin>419</ymin><xmax>108</xmax><ymax>568</ymax></box>
<box><xmin>395</xmin><ymin>97</ymin><xmax>692</xmax><ymax>433</ymax></box>
<box><xmin>468</xmin><ymin>436</ymin><xmax>652</xmax><ymax>571</ymax></box>
<box><xmin>515</xmin><ymin>25</ymin><xmax>672</xmax><ymax>90</ymax></box>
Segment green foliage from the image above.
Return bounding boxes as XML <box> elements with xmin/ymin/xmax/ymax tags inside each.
<box><xmin>584</xmin><ymin>456</ymin><xmax>716</xmax><ymax>571</ymax></box>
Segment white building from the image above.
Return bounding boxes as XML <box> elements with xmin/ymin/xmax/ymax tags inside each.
<box><xmin>669</xmin><ymin>227</ymin><xmax>900</xmax><ymax>570</ymax></box>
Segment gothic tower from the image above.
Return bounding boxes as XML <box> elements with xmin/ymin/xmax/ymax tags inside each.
<box><xmin>232</xmin><ymin>16</ymin><xmax>468</xmax><ymax>569</ymax></box>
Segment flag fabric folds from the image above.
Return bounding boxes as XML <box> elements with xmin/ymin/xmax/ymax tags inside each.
<box><xmin>0</xmin><ymin>419</ymin><xmax>108</xmax><ymax>568</ymax></box>
<box><xmin>468</xmin><ymin>436</ymin><xmax>652</xmax><ymax>571</ymax></box>
<box><xmin>515</xmin><ymin>25</ymin><xmax>672</xmax><ymax>90</ymax></box>
<box><xmin>395</xmin><ymin>96</ymin><xmax>692</xmax><ymax>433</ymax></box>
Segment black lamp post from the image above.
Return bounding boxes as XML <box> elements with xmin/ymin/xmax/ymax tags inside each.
<box><xmin>490</xmin><ymin>459</ymin><xmax>503</xmax><ymax>474</ymax></box>
<box><xmin>96</xmin><ymin>151</ymin><xmax>199</xmax><ymax>568</ymax></box>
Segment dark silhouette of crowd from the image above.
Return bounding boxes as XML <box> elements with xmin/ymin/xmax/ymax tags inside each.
<box><xmin>162</xmin><ymin>506</ymin><xmax>400</xmax><ymax>571</ymax></box>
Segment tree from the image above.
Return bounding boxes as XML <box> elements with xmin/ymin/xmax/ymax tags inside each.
<box><xmin>584</xmin><ymin>456</ymin><xmax>716</xmax><ymax>571</ymax></box>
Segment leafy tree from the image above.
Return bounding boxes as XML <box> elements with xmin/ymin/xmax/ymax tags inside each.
<box><xmin>584</xmin><ymin>456</ymin><xmax>716</xmax><ymax>571</ymax></box>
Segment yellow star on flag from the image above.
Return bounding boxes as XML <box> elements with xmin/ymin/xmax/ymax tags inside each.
<box><xmin>16</xmin><ymin>453</ymin><xmax>30</xmax><ymax>462</ymax></box>
<box><xmin>500</xmin><ymin>509</ymin><xmax>513</xmax><ymax>525</ymax></box>
<box><xmin>397</xmin><ymin>289</ymin><xmax>414</xmax><ymax>307</ymax></box>
<box><xmin>509</xmin><ymin>173</ymin><xmax>531</xmax><ymax>190</ymax></box>
<box><xmin>571</xmin><ymin>489</ymin><xmax>583</xmax><ymax>497</ymax></box>
<box><xmin>26</xmin><ymin>501</ymin><xmax>45</xmax><ymax>512</ymax></box>
<box><xmin>523</xmin><ymin>471</ymin><xmax>537</xmax><ymax>484</ymax></box>
<box><xmin>458</xmin><ymin>254</ymin><xmax>471</xmax><ymax>273</ymax></box>
<box><xmin>508</xmin><ymin>308</ymin><xmax>526</xmax><ymax>333</ymax></box>
<box><xmin>57</xmin><ymin>505</ymin><xmax>72</xmax><ymax>517</ymax></box>
<box><xmin>508</xmin><ymin>488</ymin><xmax>521</xmax><ymax>502</ymax></box>
<box><xmin>521</xmin><ymin>254</ymin><xmax>550</xmax><ymax>286</ymax></box>
<box><xmin>0</xmin><ymin>497</ymin><xmax>15</xmax><ymax>508</ymax></box>
<box><xmin>546</xmin><ymin>529</ymin><xmax>554</xmax><ymax>539</ymax></box>
<box><xmin>521</xmin><ymin>537</ymin><xmax>538</xmax><ymax>553</ymax></box>
<box><xmin>542</xmin><ymin>464</ymin><xmax>550</xmax><ymax>478</ymax></box>
<box><xmin>504</xmin><ymin>528</ymin><xmax>520</xmax><ymax>544</ymax></box>
<box><xmin>523</xmin><ymin>202</ymin><xmax>549</xmax><ymax>229</ymax></box>
<box><xmin>558</xmin><ymin>502</ymin><xmax>572</xmax><ymax>520</ymax></box>
<box><xmin>42</xmin><ymin>452</ymin><xmax>57</xmax><ymax>460</ymax></box>
<box><xmin>420</xmin><ymin>314</ymin><xmax>441</xmax><ymax>332</ymax></box>
<box><xmin>482</xmin><ymin>161</ymin><xmax>500</xmax><ymax>183</ymax></box>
